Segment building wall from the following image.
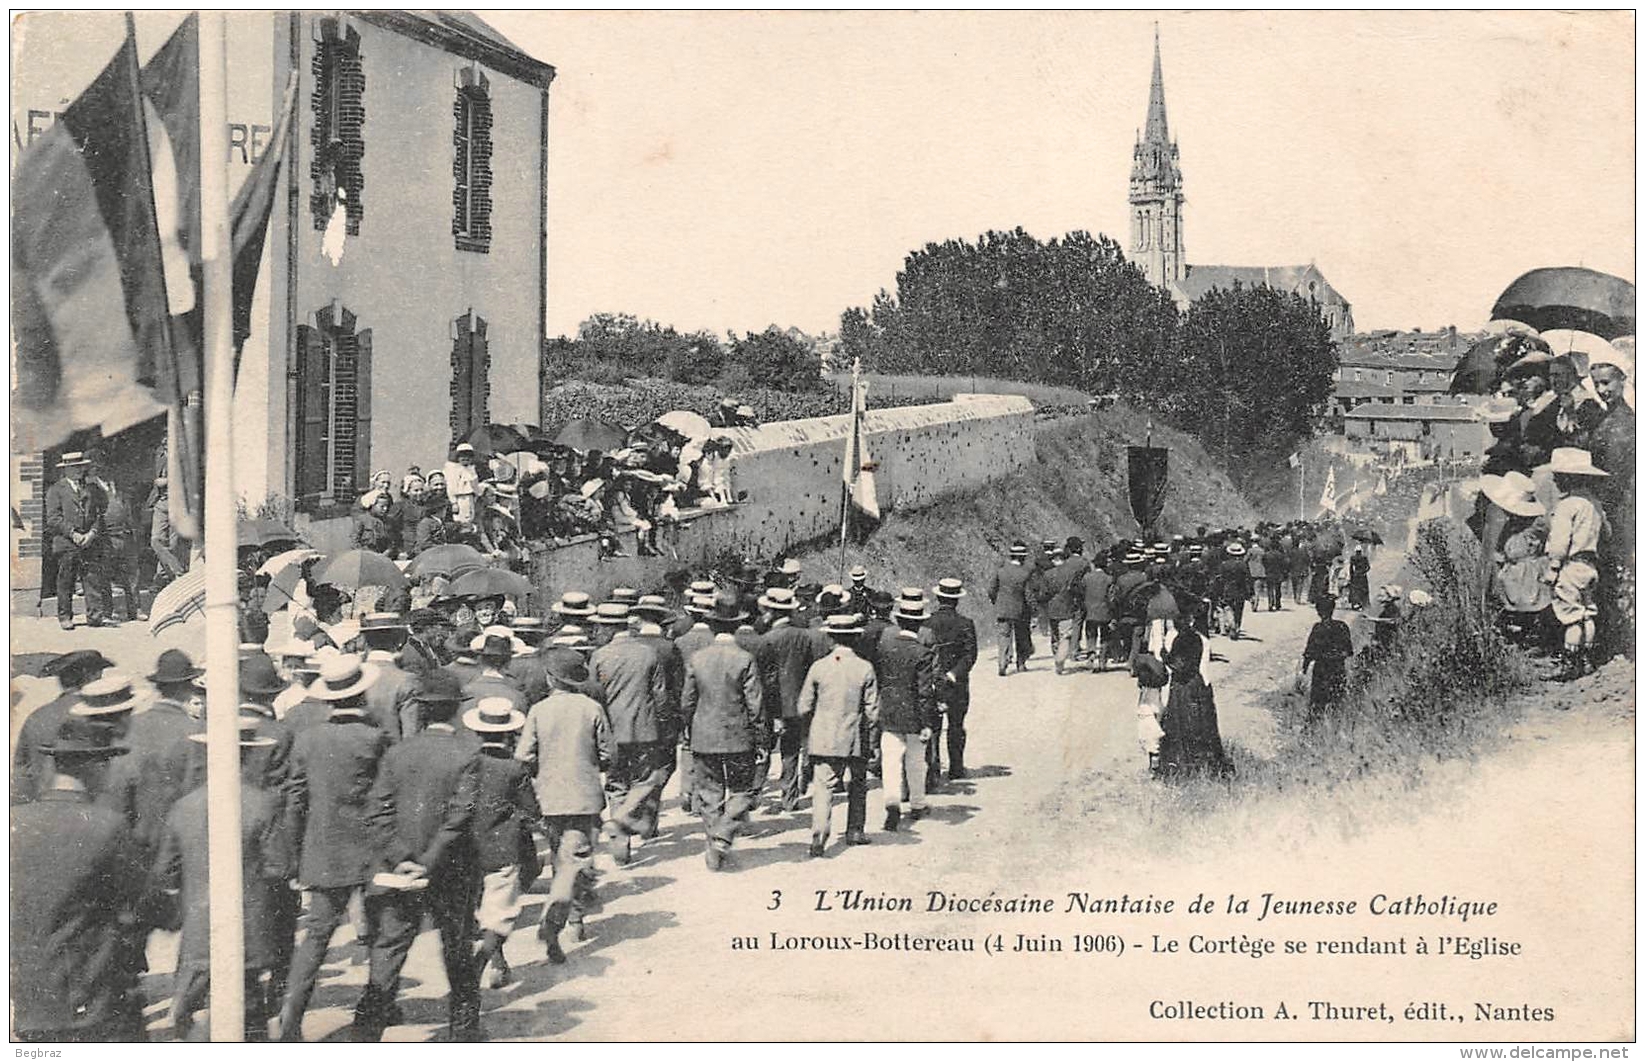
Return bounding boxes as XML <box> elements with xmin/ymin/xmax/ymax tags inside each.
<box><xmin>269</xmin><ymin>13</ymin><xmax>547</xmax><ymax>512</ymax></box>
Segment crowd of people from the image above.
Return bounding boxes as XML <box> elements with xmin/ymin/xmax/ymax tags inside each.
<box><xmin>11</xmin><ymin>553</ymin><xmax>987</xmax><ymax>1042</ymax></box>
<box><xmin>982</xmin><ymin>521</ymin><xmax>1399</xmax><ymax>780</ymax></box>
<box><xmin>1473</xmin><ymin>344</ymin><xmax>1634</xmax><ymax>678</ymax></box>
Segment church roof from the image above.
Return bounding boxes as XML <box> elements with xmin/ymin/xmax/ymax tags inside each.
<box><xmin>1172</xmin><ymin>264</ymin><xmax>1320</xmax><ymax>302</ymax></box>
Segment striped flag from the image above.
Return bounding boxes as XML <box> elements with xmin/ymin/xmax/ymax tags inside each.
<box><xmin>11</xmin><ymin>24</ymin><xmax>171</xmax><ymax>453</ymax></box>
<box><xmin>843</xmin><ymin>359</ymin><xmax>880</xmax><ymax>539</ymax></box>
<box><xmin>148</xmin><ymin>566</ymin><xmax>207</xmax><ymax>635</ymax></box>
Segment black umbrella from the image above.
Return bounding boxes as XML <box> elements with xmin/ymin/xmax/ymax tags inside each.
<box><xmin>553</xmin><ymin>417</ymin><xmax>627</xmax><ymax>452</ymax></box>
<box><xmin>458</xmin><ymin>423</ymin><xmax>533</xmax><ymax>459</ymax></box>
<box><xmin>1449</xmin><ymin>332</ymin><xmax>1551</xmax><ymax>394</ymax></box>
<box><xmin>1350</xmin><ymin>527</ymin><xmax>1384</xmax><ymax>545</ymax></box>
<box><xmin>1491</xmin><ymin>267</ymin><xmax>1636</xmax><ymax>340</ymax></box>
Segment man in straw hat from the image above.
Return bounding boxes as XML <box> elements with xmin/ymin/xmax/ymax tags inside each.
<box><xmin>465</xmin><ymin>696</ymin><xmax>537</xmax><ymax>990</ymax></box>
<box><xmin>11</xmin><ymin>713</ymin><xmax>145</xmax><ymax>1042</ymax></box>
<box><xmin>276</xmin><ymin>653</ymin><xmax>388</xmax><ymax>1041</ymax></box>
<box><xmin>516</xmin><ymin>649</ymin><xmax>613</xmax><ymax>959</ymax></box>
<box><xmin>459</xmin><ymin>628</ymin><xmax>530</xmax><ymax>743</ymax></box>
<box><xmin>797</xmin><ymin>613</ymin><xmax>880</xmax><ymax>856</ymax></box>
<box><xmin>353</xmin><ymin>669</ymin><xmax>485</xmax><ymax>1042</ymax></box>
<box><xmin>158</xmin><ymin>712</ymin><xmax>283</xmax><ymax>1040</ymax></box>
<box><xmin>680</xmin><ymin>592</ymin><xmax>766</xmax><ymax>870</ymax></box>
<box><xmin>1538</xmin><ymin>447</ymin><xmax>1611</xmax><ymax>679</ymax></box>
<box><xmin>12</xmin><ymin>648</ymin><xmax>113</xmax><ymax>803</ymax></box>
<box><xmin>591</xmin><ymin>604</ymin><xmax>672</xmax><ymax>862</ymax></box>
<box><xmin>925</xmin><ymin>577</ymin><xmax>978</xmax><ymax>783</ymax></box>
<box><xmin>878</xmin><ymin>591</ymin><xmax>939</xmax><ymax>832</ymax></box>
<box><xmin>44</xmin><ymin>449</ymin><xmax>110</xmax><ymax>630</ymax></box>
<box><xmin>753</xmin><ymin>585</ymin><xmax>829</xmax><ymax>813</ymax></box>
<box><xmin>987</xmin><ymin>541</ymin><xmax>1038</xmax><ymax>676</ymax></box>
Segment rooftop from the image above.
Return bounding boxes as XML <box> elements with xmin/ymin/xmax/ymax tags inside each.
<box><xmin>1172</xmin><ymin>264</ymin><xmax>1322</xmax><ymax>303</ymax></box>
<box><xmin>1344</xmin><ymin>402</ymin><xmax>1480</xmax><ymax>422</ymax></box>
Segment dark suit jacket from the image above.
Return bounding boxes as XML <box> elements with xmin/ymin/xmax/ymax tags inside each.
<box><xmin>925</xmin><ymin>606</ymin><xmax>979</xmax><ymax>689</ymax></box>
<box><xmin>756</xmin><ymin>620</ymin><xmax>829</xmax><ymax>720</ymax></box>
<box><xmin>362</xmin><ymin>655</ymin><xmax>417</xmax><ymax>743</ymax></box>
<box><xmin>506</xmin><ymin>651</ymin><xmax>552</xmax><ymax>708</ymax></box>
<box><xmin>10</xmin><ymin>788</ymin><xmax>146</xmax><ymax>1034</ymax></box>
<box><xmin>471</xmin><ymin>749</ymin><xmax>540</xmax><ymax>875</ymax></box>
<box><xmin>1081</xmin><ymin>567</ymin><xmax>1116</xmax><ymax>623</ymax></box>
<box><xmin>987</xmin><ymin>561</ymin><xmax>1037</xmax><ymax>620</ymax></box>
<box><xmin>856</xmin><ymin>616</ymin><xmax>891</xmax><ymax>672</ymax></box>
<box><xmin>121</xmin><ymin>701</ymin><xmax>203</xmax><ymax>854</ymax></box>
<box><xmin>877</xmin><ymin>630</ymin><xmax>939</xmax><ymax>734</ymax></box>
<box><xmin>284</xmin><ymin>717</ymin><xmax>390</xmax><ymax>887</ymax></box>
<box><xmin>368</xmin><ymin>724</ymin><xmax>479</xmax><ymax>877</ymax></box>
<box><xmin>43</xmin><ymin>476</ymin><xmax>105</xmax><ymax>554</ymax></box>
<box><xmin>11</xmin><ymin>689</ymin><xmax>79</xmax><ymax>804</ymax></box>
<box><xmin>591</xmin><ymin>634</ymin><xmax>670</xmax><ymax>744</ymax></box>
<box><xmin>1046</xmin><ymin>556</ymin><xmax>1091</xmax><ymax>620</ymax></box>
<box><xmin>156</xmin><ymin>781</ymin><xmax>286</xmax><ymax>970</ymax></box>
<box><xmin>682</xmin><ymin>635</ymin><xmax>764</xmax><ymax>754</ymax></box>
<box><xmin>633</xmin><ymin>632</ymin><xmax>684</xmax><ymax>735</ymax></box>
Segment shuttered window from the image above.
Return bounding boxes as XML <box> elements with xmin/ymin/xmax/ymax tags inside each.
<box><xmin>294</xmin><ymin>308</ymin><xmax>372</xmax><ymax>509</ymax></box>
<box><xmin>452</xmin><ymin>66</ymin><xmax>493</xmax><ymax>253</ymax></box>
<box><xmin>310</xmin><ymin>17</ymin><xmax>365</xmax><ymax>233</ymax></box>
<box><xmin>450</xmin><ymin>312</ymin><xmax>490</xmax><ymax>443</ymax></box>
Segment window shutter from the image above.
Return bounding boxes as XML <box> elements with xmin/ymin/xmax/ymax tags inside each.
<box><xmin>468</xmin><ymin>317</ymin><xmax>489</xmax><ymax>431</ymax></box>
<box><xmin>296</xmin><ymin>325</ymin><xmax>329</xmax><ymax>501</ymax></box>
<box><xmin>353</xmin><ymin>329</ymin><xmax>373</xmax><ymax>493</ymax></box>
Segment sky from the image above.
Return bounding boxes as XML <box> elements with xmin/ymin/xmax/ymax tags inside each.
<box><xmin>481</xmin><ymin>9</ymin><xmax>1635</xmax><ymax>340</ymax></box>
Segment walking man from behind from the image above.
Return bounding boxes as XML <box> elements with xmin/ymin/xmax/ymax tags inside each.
<box><xmin>798</xmin><ymin>614</ymin><xmax>880</xmax><ymax>856</ymax></box>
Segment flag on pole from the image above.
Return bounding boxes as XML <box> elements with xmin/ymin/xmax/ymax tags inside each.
<box><xmin>1287</xmin><ymin>451</ymin><xmax>1302</xmax><ymax>469</ymax></box>
<box><xmin>11</xmin><ymin>25</ymin><xmax>171</xmax><ymax>453</ymax></box>
<box><xmin>843</xmin><ymin>359</ymin><xmax>880</xmax><ymax>540</ymax></box>
<box><xmin>1318</xmin><ymin>466</ymin><xmax>1339</xmax><ymax>515</ymax></box>
<box><xmin>1374</xmin><ymin>473</ymin><xmax>1388</xmax><ymax>497</ymax></box>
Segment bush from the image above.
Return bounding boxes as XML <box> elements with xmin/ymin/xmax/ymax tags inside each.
<box><xmin>730</xmin><ymin>327</ymin><xmax>823</xmax><ymax>392</ymax></box>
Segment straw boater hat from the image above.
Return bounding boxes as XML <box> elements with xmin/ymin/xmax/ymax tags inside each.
<box><xmin>308</xmin><ymin>654</ymin><xmax>379</xmax><ymax>701</ymax></box>
<box><xmin>1008</xmin><ymin>542</ymin><xmax>1028</xmax><ymax>558</ymax></box>
<box><xmin>187</xmin><ymin>710</ymin><xmax>276</xmax><ymax>749</ymax></box>
<box><xmin>464</xmin><ymin>695</ymin><xmax>526</xmax><ymax>735</ymax></box>
<box><xmin>893</xmin><ymin>588</ymin><xmax>929</xmax><ymax>621</ymax></box>
<box><xmin>820</xmin><ymin>613</ymin><xmax>864</xmax><ymax>637</ymax></box>
<box><xmin>849</xmin><ymin>565</ymin><xmax>868</xmax><ymax>583</ymax></box>
<box><xmin>454</xmin><ymin>442</ymin><xmax>477</xmax><ymax>458</ymax></box>
<box><xmin>1407</xmin><ymin>589</ymin><xmax>1433</xmax><ymax>608</ymax></box>
<box><xmin>779</xmin><ymin>559</ymin><xmax>803</xmax><ymax>578</ymax></box>
<box><xmin>608</xmin><ymin>587</ymin><xmax>641</xmax><ymax>605</ymax></box>
<box><xmin>757</xmin><ymin>586</ymin><xmax>799</xmax><ymax>612</ymax></box>
<box><xmin>510</xmin><ymin>615</ymin><xmax>548</xmax><ymax>642</ymax></box>
<box><xmin>632</xmin><ymin>594</ymin><xmax>674</xmax><ymax>620</ymax></box>
<box><xmin>1225</xmin><ymin>541</ymin><xmax>1247</xmax><ymax>557</ymax></box>
<box><xmin>360</xmin><ymin>612</ymin><xmax>409</xmax><ymax>632</ymax></box>
<box><xmin>1479</xmin><ymin>472</ymin><xmax>1545</xmax><ymax>518</ymax></box>
<box><xmin>549</xmin><ymin>625</ymin><xmax>592</xmax><ymax>653</ymax></box>
<box><xmin>934</xmin><ymin>577</ymin><xmax>966</xmax><ymax>600</ymax></box>
<box><xmin>1123</xmin><ymin>549</ymin><xmax>1146</xmax><ymax>565</ymax></box>
<box><xmin>72</xmin><ymin>674</ymin><xmax>140</xmax><ymax>717</ymax></box>
<box><xmin>707</xmin><ymin>592</ymin><xmax>749</xmax><ymax>626</ymax></box>
<box><xmin>816</xmin><ymin>584</ymin><xmax>852</xmax><ymax>610</ymax></box>
<box><xmin>1537</xmin><ymin>447</ymin><xmax>1609</xmax><ymax>478</ymax></box>
<box><xmin>57</xmin><ymin>451</ymin><xmax>92</xmax><ymax>467</ymax></box>
<box><xmin>551</xmin><ymin>591</ymin><xmax>595</xmax><ymax>618</ymax></box>
<box><xmin>591</xmin><ymin>603</ymin><xmax>632</xmax><ymax>626</ymax></box>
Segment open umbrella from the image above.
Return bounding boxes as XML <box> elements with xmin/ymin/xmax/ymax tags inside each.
<box><xmin>449</xmin><ymin>566</ymin><xmax>533</xmax><ymax>602</ymax></box>
<box><xmin>237</xmin><ymin>516</ymin><xmax>301</xmax><ymax>549</ymax></box>
<box><xmin>257</xmin><ymin>546</ymin><xmax>323</xmax><ymax>614</ymax></box>
<box><xmin>314</xmin><ymin>549</ymin><xmax>407</xmax><ymax>592</ymax></box>
<box><xmin>1539</xmin><ymin>329</ymin><xmax>1624</xmax><ymax>377</ymax></box>
<box><xmin>458</xmin><ymin>423</ymin><xmax>533</xmax><ymax>459</ymax></box>
<box><xmin>1450</xmin><ymin>332</ymin><xmax>1551</xmax><ymax>394</ymax></box>
<box><xmin>553</xmin><ymin>417</ymin><xmax>627</xmax><ymax>452</ymax></box>
<box><xmin>1350</xmin><ymin>527</ymin><xmax>1384</xmax><ymax>545</ymax></box>
<box><xmin>405</xmin><ymin>543</ymin><xmax>489</xmax><ymax>579</ymax></box>
<box><xmin>1491</xmin><ymin>267</ymin><xmax>1636</xmax><ymax>340</ymax></box>
<box><xmin>655</xmin><ymin>409</ymin><xmax>712</xmax><ymax>444</ymax></box>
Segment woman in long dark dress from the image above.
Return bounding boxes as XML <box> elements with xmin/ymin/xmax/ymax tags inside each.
<box><xmin>1300</xmin><ymin>594</ymin><xmax>1355</xmax><ymax>718</ymax></box>
<box><xmin>1155</xmin><ymin>629</ymin><xmax>1231</xmax><ymax>778</ymax></box>
<box><xmin>1346</xmin><ymin>547</ymin><xmax>1371</xmax><ymax>610</ymax></box>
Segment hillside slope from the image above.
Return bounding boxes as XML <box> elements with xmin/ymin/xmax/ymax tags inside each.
<box><xmin>788</xmin><ymin>402</ymin><xmax>1256</xmax><ymax>617</ymax></box>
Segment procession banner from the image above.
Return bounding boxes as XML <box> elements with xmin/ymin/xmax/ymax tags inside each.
<box><xmin>1127</xmin><ymin>445</ymin><xmax>1169</xmax><ymax>537</ymax></box>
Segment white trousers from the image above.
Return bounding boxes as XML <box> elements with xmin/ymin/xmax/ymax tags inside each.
<box><xmin>880</xmin><ymin>730</ymin><xmax>929</xmax><ymax>811</ymax></box>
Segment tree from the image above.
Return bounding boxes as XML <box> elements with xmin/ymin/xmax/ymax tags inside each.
<box><xmin>730</xmin><ymin>326</ymin><xmax>822</xmax><ymax>392</ymax></box>
<box><xmin>663</xmin><ymin>331</ymin><xmax>728</xmax><ymax>385</ymax></box>
<box><xmin>1176</xmin><ymin>281</ymin><xmax>1337</xmax><ymax>481</ymax></box>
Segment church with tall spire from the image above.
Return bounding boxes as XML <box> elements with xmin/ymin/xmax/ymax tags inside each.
<box><xmin>1128</xmin><ymin>28</ymin><xmax>1356</xmax><ymax>342</ymax></box>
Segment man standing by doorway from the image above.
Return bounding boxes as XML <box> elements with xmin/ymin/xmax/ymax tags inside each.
<box><xmin>44</xmin><ymin>451</ymin><xmax>109</xmax><ymax>630</ymax></box>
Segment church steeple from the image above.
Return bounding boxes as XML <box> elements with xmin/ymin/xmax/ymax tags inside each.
<box><xmin>1129</xmin><ymin>24</ymin><xmax>1186</xmax><ymax>287</ymax></box>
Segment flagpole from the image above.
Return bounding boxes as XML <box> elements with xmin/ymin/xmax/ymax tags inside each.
<box><xmin>1298</xmin><ymin>460</ymin><xmax>1304</xmax><ymax>522</ymax></box>
<box><xmin>199</xmin><ymin>11</ymin><xmax>247</xmax><ymax>1041</ymax></box>
<box><xmin>838</xmin><ymin>361</ymin><xmax>857</xmax><ymax>584</ymax></box>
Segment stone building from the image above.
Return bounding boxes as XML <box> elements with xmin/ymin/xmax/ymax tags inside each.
<box><xmin>1129</xmin><ymin>30</ymin><xmax>1355</xmax><ymax>344</ymax></box>
<box><xmin>10</xmin><ymin>12</ymin><xmax>554</xmax><ymax>592</ymax></box>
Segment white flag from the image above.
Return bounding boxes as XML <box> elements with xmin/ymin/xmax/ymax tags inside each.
<box><xmin>321</xmin><ymin>189</ymin><xmax>349</xmax><ymax>266</ymax></box>
<box><xmin>1318</xmin><ymin>466</ymin><xmax>1338</xmax><ymax>514</ymax></box>
<box><xmin>844</xmin><ymin>359</ymin><xmax>879</xmax><ymax>520</ymax></box>
<box><xmin>1287</xmin><ymin>452</ymin><xmax>1301</xmax><ymax>469</ymax></box>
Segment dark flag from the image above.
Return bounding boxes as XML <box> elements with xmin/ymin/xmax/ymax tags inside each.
<box><xmin>11</xmin><ymin>25</ymin><xmax>170</xmax><ymax>453</ymax></box>
<box><xmin>228</xmin><ymin>72</ymin><xmax>297</xmax><ymax>356</ymax></box>
<box><xmin>1127</xmin><ymin>445</ymin><xmax>1169</xmax><ymax>539</ymax></box>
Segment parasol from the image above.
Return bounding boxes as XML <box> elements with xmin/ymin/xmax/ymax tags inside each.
<box><xmin>257</xmin><ymin>547</ymin><xmax>323</xmax><ymax>614</ymax></box>
<box><xmin>1349</xmin><ymin>527</ymin><xmax>1384</xmax><ymax>545</ymax></box>
<box><xmin>1449</xmin><ymin>332</ymin><xmax>1550</xmax><ymax>394</ymax></box>
<box><xmin>313</xmin><ymin>549</ymin><xmax>407</xmax><ymax>592</ymax></box>
<box><xmin>405</xmin><ymin>543</ymin><xmax>489</xmax><ymax>579</ymax></box>
<box><xmin>457</xmin><ymin>423</ymin><xmax>534</xmax><ymax>459</ymax></box>
<box><xmin>655</xmin><ymin>409</ymin><xmax>712</xmax><ymax>444</ymax></box>
<box><xmin>237</xmin><ymin>516</ymin><xmax>301</xmax><ymax>549</ymax></box>
<box><xmin>553</xmin><ymin>417</ymin><xmax>627</xmax><ymax>452</ymax></box>
<box><xmin>1490</xmin><ymin>267</ymin><xmax>1636</xmax><ymax>340</ymax></box>
<box><xmin>1538</xmin><ymin>329</ymin><xmax>1622</xmax><ymax>377</ymax></box>
<box><xmin>449</xmin><ymin>567</ymin><xmax>533</xmax><ymax>601</ymax></box>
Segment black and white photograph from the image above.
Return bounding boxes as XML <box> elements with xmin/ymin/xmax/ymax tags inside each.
<box><xmin>6</xmin><ymin>8</ymin><xmax>1636</xmax><ymax>1046</ymax></box>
